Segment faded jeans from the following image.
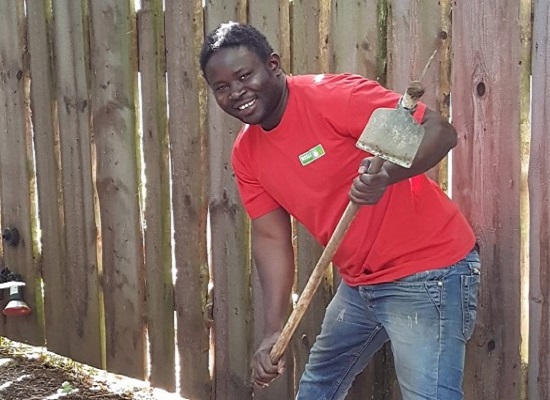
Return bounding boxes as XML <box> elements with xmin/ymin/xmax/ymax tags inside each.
<box><xmin>296</xmin><ymin>250</ymin><xmax>481</xmax><ymax>400</ymax></box>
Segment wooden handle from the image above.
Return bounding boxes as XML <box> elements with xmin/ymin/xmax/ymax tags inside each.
<box><xmin>270</xmin><ymin>201</ymin><xmax>360</xmax><ymax>363</ymax></box>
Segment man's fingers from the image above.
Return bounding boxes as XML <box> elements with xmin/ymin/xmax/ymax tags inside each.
<box><xmin>349</xmin><ymin>183</ymin><xmax>384</xmax><ymax>205</ymax></box>
<box><xmin>359</xmin><ymin>171</ymin><xmax>386</xmax><ymax>186</ymax></box>
<box><xmin>358</xmin><ymin>157</ymin><xmax>374</xmax><ymax>174</ymax></box>
<box><xmin>251</xmin><ymin>352</ymin><xmax>282</xmax><ymax>388</ymax></box>
<box><xmin>277</xmin><ymin>357</ymin><xmax>286</xmax><ymax>374</ymax></box>
<box><xmin>250</xmin><ymin>337</ymin><xmax>286</xmax><ymax>389</ymax></box>
<box><xmin>252</xmin><ymin>368</ymin><xmax>279</xmax><ymax>388</ymax></box>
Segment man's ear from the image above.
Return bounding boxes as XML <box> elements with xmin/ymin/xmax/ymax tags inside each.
<box><xmin>267</xmin><ymin>52</ymin><xmax>282</xmax><ymax>74</ymax></box>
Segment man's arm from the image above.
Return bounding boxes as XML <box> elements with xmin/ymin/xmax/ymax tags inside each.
<box><xmin>349</xmin><ymin>108</ymin><xmax>457</xmax><ymax>205</ymax></box>
<box><xmin>250</xmin><ymin>207</ymin><xmax>295</xmax><ymax>386</ymax></box>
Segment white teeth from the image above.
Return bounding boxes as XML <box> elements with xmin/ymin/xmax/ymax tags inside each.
<box><xmin>238</xmin><ymin>99</ymin><xmax>255</xmax><ymax>110</ymax></box>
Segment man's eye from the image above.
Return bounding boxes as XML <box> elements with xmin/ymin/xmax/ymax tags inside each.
<box><xmin>215</xmin><ymin>85</ymin><xmax>228</xmax><ymax>92</ymax></box>
<box><xmin>240</xmin><ymin>73</ymin><xmax>250</xmax><ymax>81</ymax></box>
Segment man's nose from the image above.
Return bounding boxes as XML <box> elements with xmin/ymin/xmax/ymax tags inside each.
<box><xmin>229</xmin><ymin>82</ymin><xmax>245</xmax><ymax>99</ymax></box>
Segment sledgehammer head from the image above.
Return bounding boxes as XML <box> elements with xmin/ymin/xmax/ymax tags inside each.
<box><xmin>356</xmin><ymin>105</ymin><xmax>425</xmax><ymax>168</ymax></box>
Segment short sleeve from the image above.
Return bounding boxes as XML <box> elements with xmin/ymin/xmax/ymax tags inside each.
<box><xmin>231</xmin><ymin>139</ymin><xmax>281</xmax><ymax>219</ymax></box>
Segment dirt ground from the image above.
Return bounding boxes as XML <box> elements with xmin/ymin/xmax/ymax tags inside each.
<box><xmin>0</xmin><ymin>344</ymin><xmax>182</xmax><ymax>400</ymax></box>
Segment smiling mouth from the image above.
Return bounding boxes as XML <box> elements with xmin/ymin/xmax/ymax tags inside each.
<box><xmin>236</xmin><ymin>99</ymin><xmax>256</xmax><ymax>111</ymax></box>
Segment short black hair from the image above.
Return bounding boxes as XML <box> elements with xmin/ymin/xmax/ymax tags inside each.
<box><xmin>200</xmin><ymin>22</ymin><xmax>274</xmax><ymax>75</ymax></box>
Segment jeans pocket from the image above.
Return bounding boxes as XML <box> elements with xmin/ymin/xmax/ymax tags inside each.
<box><xmin>461</xmin><ymin>271</ymin><xmax>481</xmax><ymax>340</ymax></box>
<box><xmin>424</xmin><ymin>281</ymin><xmax>443</xmax><ymax>311</ymax></box>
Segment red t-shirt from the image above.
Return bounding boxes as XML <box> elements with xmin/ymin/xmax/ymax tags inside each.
<box><xmin>232</xmin><ymin>74</ymin><xmax>475</xmax><ymax>285</ymax></box>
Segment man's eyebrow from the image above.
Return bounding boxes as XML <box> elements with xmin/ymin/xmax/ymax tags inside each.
<box><xmin>233</xmin><ymin>66</ymin><xmax>248</xmax><ymax>75</ymax></box>
<box><xmin>214</xmin><ymin>66</ymin><xmax>248</xmax><ymax>84</ymax></box>
<box><xmin>210</xmin><ymin>79</ymin><xmax>227</xmax><ymax>87</ymax></box>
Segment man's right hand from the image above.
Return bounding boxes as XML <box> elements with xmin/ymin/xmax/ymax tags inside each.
<box><xmin>252</xmin><ymin>332</ymin><xmax>286</xmax><ymax>388</ymax></box>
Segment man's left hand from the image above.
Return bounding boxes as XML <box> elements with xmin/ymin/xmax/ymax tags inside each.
<box><xmin>349</xmin><ymin>157</ymin><xmax>390</xmax><ymax>205</ymax></box>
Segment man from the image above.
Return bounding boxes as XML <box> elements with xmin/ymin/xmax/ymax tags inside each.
<box><xmin>200</xmin><ymin>21</ymin><xmax>480</xmax><ymax>400</ymax></box>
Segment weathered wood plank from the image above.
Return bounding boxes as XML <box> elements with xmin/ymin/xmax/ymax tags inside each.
<box><xmin>330</xmin><ymin>0</ymin><xmax>381</xmax><ymax>80</ymax></box>
<box><xmin>452</xmin><ymin>1</ymin><xmax>523</xmax><ymax>399</ymax></box>
<box><xmin>519</xmin><ymin>1</ymin><xmax>533</xmax><ymax>399</ymax></box>
<box><xmin>289</xmin><ymin>0</ymin><xmax>333</xmax><ymax>390</ymax></box>
<box><xmin>386</xmin><ymin>0</ymin><xmax>441</xmax><ymax>107</ymax></box>
<box><xmin>50</xmin><ymin>0</ymin><xmax>102</xmax><ymax>368</ymax></box>
<box><xmin>329</xmin><ymin>2</ymin><xmax>401</xmax><ymax>399</ymax></box>
<box><xmin>137</xmin><ymin>2</ymin><xmax>175</xmax><ymax>392</ymax></box>
<box><xmin>165</xmin><ymin>0</ymin><xmax>211</xmax><ymax>398</ymax></box>
<box><xmin>27</xmin><ymin>0</ymin><xmax>66</xmax><ymax>358</ymax></box>
<box><xmin>248</xmin><ymin>1</ymin><xmax>294</xmax><ymax>399</ymax></box>
<box><xmin>0</xmin><ymin>0</ymin><xmax>43</xmax><ymax>346</ymax></box>
<box><xmin>248</xmin><ymin>0</ymin><xmax>291</xmax><ymax>72</ymax></box>
<box><xmin>204</xmin><ymin>1</ymin><xmax>253</xmax><ymax>399</ymax></box>
<box><xmin>431</xmin><ymin>0</ymin><xmax>453</xmax><ymax>188</ymax></box>
<box><xmin>88</xmin><ymin>0</ymin><xmax>146</xmax><ymax>379</ymax></box>
<box><xmin>292</xmin><ymin>0</ymin><xmax>329</xmax><ymax>74</ymax></box>
<box><xmin>436</xmin><ymin>0</ymin><xmax>452</xmax><ymax>121</ymax></box>
<box><xmin>387</xmin><ymin>0</ymin><xmax>446</xmax><ymax>185</ymax></box>
<box><xmin>529</xmin><ymin>1</ymin><xmax>550</xmax><ymax>399</ymax></box>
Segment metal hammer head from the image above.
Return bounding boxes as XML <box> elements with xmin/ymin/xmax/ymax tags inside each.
<box><xmin>356</xmin><ymin>106</ymin><xmax>425</xmax><ymax>168</ymax></box>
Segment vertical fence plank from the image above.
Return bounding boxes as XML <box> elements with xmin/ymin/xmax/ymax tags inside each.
<box><xmin>89</xmin><ymin>0</ymin><xmax>146</xmax><ymax>379</ymax></box>
<box><xmin>0</xmin><ymin>0</ymin><xmax>43</xmax><ymax>346</ymax></box>
<box><xmin>292</xmin><ymin>0</ymin><xmax>330</xmax><ymax>74</ymax></box>
<box><xmin>248</xmin><ymin>1</ymin><xmax>295</xmax><ymax>399</ymax></box>
<box><xmin>204</xmin><ymin>1</ymin><xmax>253</xmax><ymax>399</ymax></box>
<box><xmin>386</xmin><ymin>0</ymin><xmax>441</xmax><ymax>107</ymax></box>
<box><xmin>330</xmin><ymin>0</ymin><xmax>382</xmax><ymax>80</ymax></box>
<box><xmin>452</xmin><ymin>2</ymin><xmax>523</xmax><ymax>399</ymax></box>
<box><xmin>519</xmin><ymin>1</ymin><xmax>533</xmax><ymax>399</ymax></box>
<box><xmin>387</xmin><ymin>0</ymin><xmax>446</xmax><ymax>185</ymax></box>
<box><xmin>137</xmin><ymin>1</ymin><xmax>175</xmax><ymax>391</ymax></box>
<box><xmin>289</xmin><ymin>0</ymin><xmax>333</xmax><ymax>390</ymax></box>
<box><xmin>434</xmin><ymin>0</ymin><xmax>453</xmax><ymax>188</ymax></box>
<box><xmin>329</xmin><ymin>2</ymin><xmax>398</xmax><ymax>399</ymax></box>
<box><xmin>165</xmin><ymin>1</ymin><xmax>212</xmax><ymax>398</ymax></box>
<box><xmin>27</xmin><ymin>0</ymin><xmax>65</xmax><ymax>354</ymax></box>
<box><xmin>248</xmin><ymin>0</ymin><xmax>291</xmax><ymax>72</ymax></box>
<box><xmin>50</xmin><ymin>0</ymin><xmax>102</xmax><ymax>368</ymax></box>
<box><xmin>529</xmin><ymin>1</ymin><xmax>550</xmax><ymax>399</ymax></box>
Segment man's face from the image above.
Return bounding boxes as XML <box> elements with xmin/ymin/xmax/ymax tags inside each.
<box><xmin>204</xmin><ymin>46</ymin><xmax>284</xmax><ymax>128</ymax></box>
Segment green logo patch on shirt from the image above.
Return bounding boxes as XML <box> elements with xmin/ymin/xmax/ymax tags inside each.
<box><xmin>299</xmin><ymin>144</ymin><xmax>326</xmax><ymax>166</ymax></box>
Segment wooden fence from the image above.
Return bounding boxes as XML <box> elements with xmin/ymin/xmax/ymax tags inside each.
<box><xmin>0</xmin><ymin>0</ymin><xmax>548</xmax><ymax>399</ymax></box>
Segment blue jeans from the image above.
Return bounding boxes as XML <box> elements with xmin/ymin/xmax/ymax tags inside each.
<box><xmin>296</xmin><ymin>250</ymin><xmax>481</xmax><ymax>400</ymax></box>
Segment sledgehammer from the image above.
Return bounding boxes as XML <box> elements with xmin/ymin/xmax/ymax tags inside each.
<box><xmin>269</xmin><ymin>81</ymin><xmax>428</xmax><ymax>363</ymax></box>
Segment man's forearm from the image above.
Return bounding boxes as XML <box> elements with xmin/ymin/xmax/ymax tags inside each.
<box><xmin>251</xmin><ymin>208</ymin><xmax>296</xmax><ymax>337</ymax></box>
<box><xmin>258</xmin><ymin>264</ymin><xmax>294</xmax><ymax>336</ymax></box>
<box><xmin>255</xmin><ymin>254</ymin><xmax>294</xmax><ymax>336</ymax></box>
